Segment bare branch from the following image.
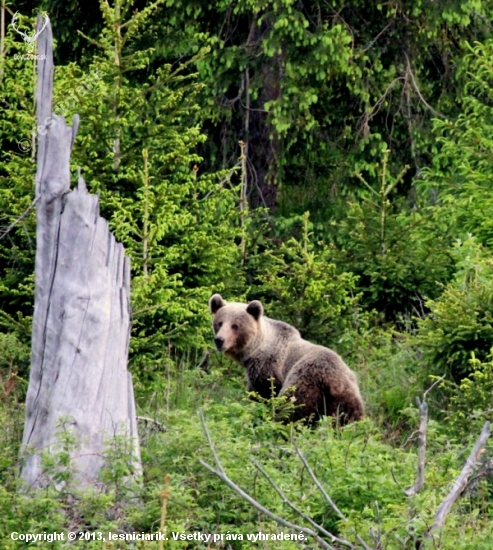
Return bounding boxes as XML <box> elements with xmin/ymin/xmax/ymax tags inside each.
<box><xmin>356</xmin><ymin>76</ymin><xmax>405</xmax><ymax>138</ymax></box>
<box><xmin>390</xmin><ymin>466</ymin><xmax>408</xmax><ymax>494</ymax></box>
<box><xmin>404</xmin><ymin>397</ymin><xmax>427</xmax><ymax>496</ymax></box>
<box><xmin>355</xmin><ymin>533</ymin><xmax>373</xmax><ymax>550</ymax></box>
<box><xmin>404</xmin><ymin>53</ymin><xmax>444</xmax><ymax>119</ymax></box>
<box><xmin>199</xmin><ymin>409</ymin><xmax>225</xmax><ymax>474</ymax></box>
<box><xmin>195</xmin><ymin>351</ymin><xmax>210</xmax><ymax>373</ymax></box>
<box><xmin>199</xmin><ymin>458</ymin><xmax>337</xmax><ymax>549</ymax></box>
<box><xmin>198</xmin><ymin>411</ymin><xmax>337</xmax><ymax>549</ymax></box>
<box><xmin>429</xmin><ymin>421</ymin><xmax>490</xmax><ymax>534</ymax></box>
<box><xmin>362</xmin><ymin>17</ymin><xmax>395</xmax><ymax>53</ymax></box>
<box><xmin>404</xmin><ymin>375</ymin><xmax>445</xmax><ymax>496</ymax></box>
<box><xmin>472</xmin><ymin>10</ymin><xmax>493</xmax><ymax>29</ymax></box>
<box><xmin>251</xmin><ymin>458</ymin><xmax>356</xmax><ymax>549</ymax></box>
<box><xmin>401</xmin><ymin>430</ymin><xmax>419</xmax><ymax>449</ymax></box>
<box><xmin>423</xmin><ymin>374</ymin><xmax>446</xmax><ymax>400</ymax></box>
<box><xmin>292</xmin><ymin>440</ymin><xmax>346</xmax><ymax>520</ymax></box>
<box><xmin>0</xmin><ymin>197</ymin><xmax>39</xmax><ymax>242</ymax></box>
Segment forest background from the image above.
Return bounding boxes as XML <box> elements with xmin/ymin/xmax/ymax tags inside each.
<box><xmin>2</xmin><ymin>0</ymin><xmax>493</xmax><ymax>548</ymax></box>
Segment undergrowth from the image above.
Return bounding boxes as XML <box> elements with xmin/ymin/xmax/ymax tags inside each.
<box><xmin>0</xmin><ymin>348</ymin><xmax>492</xmax><ymax>549</ymax></box>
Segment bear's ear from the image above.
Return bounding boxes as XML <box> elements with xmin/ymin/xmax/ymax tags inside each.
<box><xmin>209</xmin><ymin>294</ymin><xmax>226</xmax><ymax>314</ymax></box>
<box><xmin>246</xmin><ymin>300</ymin><xmax>264</xmax><ymax>320</ymax></box>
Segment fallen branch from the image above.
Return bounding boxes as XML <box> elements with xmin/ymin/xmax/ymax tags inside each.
<box><xmin>405</xmin><ymin>375</ymin><xmax>445</xmax><ymax>496</ymax></box>
<box><xmin>404</xmin><ymin>399</ymin><xmax>426</xmax><ymax>496</ymax></box>
<box><xmin>292</xmin><ymin>439</ymin><xmax>346</xmax><ymax>520</ymax></box>
<box><xmin>198</xmin><ymin>410</ymin><xmax>337</xmax><ymax>550</ymax></box>
<box><xmin>355</xmin><ymin>533</ymin><xmax>373</xmax><ymax>550</ymax></box>
<box><xmin>250</xmin><ymin>458</ymin><xmax>355</xmax><ymax>549</ymax></box>
<box><xmin>429</xmin><ymin>420</ymin><xmax>490</xmax><ymax>534</ymax></box>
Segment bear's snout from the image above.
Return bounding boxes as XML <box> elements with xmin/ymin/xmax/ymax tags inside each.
<box><xmin>214</xmin><ymin>336</ymin><xmax>225</xmax><ymax>351</ymax></box>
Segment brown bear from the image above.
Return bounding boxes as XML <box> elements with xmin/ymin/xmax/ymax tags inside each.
<box><xmin>209</xmin><ymin>294</ymin><xmax>364</xmax><ymax>425</ymax></box>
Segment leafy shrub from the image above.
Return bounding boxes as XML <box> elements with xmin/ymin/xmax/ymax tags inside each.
<box><xmin>417</xmin><ymin>237</ymin><xmax>493</xmax><ymax>382</ymax></box>
<box><xmin>2</xmin><ymin>366</ymin><xmax>493</xmax><ymax>549</ymax></box>
<box><xmin>140</xmin><ymin>398</ymin><xmax>493</xmax><ymax>549</ymax></box>
<box><xmin>0</xmin><ymin>23</ymin><xmax>39</xmax><ymax>365</ymax></box>
<box><xmin>48</xmin><ymin>5</ymin><xmax>244</xmax><ymax>374</ymax></box>
<box><xmin>445</xmin><ymin>353</ymin><xmax>493</xmax><ymax>434</ymax></box>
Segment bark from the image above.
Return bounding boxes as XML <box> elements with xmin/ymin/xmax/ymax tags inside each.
<box><xmin>20</xmin><ymin>16</ymin><xmax>141</xmax><ymax>489</ymax></box>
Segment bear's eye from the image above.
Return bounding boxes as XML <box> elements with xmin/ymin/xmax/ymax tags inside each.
<box><xmin>218</xmin><ymin>321</ymin><xmax>223</xmax><ymax>328</ymax></box>
<box><xmin>232</xmin><ymin>323</ymin><xmax>239</xmax><ymax>331</ymax></box>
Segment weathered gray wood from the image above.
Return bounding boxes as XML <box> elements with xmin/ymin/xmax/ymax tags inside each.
<box><xmin>20</xmin><ymin>15</ymin><xmax>141</xmax><ymax>488</ymax></box>
<box><xmin>430</xmin><ymin>421</ymin><xmax>490</xmax><ymax>534</ymax></box>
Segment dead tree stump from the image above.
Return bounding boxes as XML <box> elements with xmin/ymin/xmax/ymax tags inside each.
<box><xmin>20</xmin><ymin>16</ymin><xmax>141</xmax><ymax>488</ymax></box>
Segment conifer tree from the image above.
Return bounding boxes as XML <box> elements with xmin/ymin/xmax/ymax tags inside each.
<box><xmin>56</xmin><ymin>0</ymin><xmax>243</xmax><ymax>369</ymax></box>
<box><xmin>2</xmin><ymin>3</ymin><xmax>243</xmax><ymax>379</ymax></box>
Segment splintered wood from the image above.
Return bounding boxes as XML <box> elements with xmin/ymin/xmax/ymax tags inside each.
<box><xmin>20</xmin><ymin>15</ymin><xmax>141</xmax><ymax>489</ymax></box>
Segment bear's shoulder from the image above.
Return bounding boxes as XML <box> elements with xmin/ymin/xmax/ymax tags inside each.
<box><xmin>263</xmin><ymin>317</ymin><xmax>301</xmax><ymax>340</ymax></box>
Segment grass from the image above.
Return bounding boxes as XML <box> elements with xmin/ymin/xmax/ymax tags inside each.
<box><xmin>0</xmin><ymin>346</ymin><xmax>492</xmax><ymax>549</ymax></box>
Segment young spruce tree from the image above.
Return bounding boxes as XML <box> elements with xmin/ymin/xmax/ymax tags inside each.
<box><xmin>52</xmin><ymin>0</ymin><xmax>243</xmax><ymax>376</ymax></box>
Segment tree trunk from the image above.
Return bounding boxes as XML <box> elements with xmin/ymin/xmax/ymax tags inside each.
<box><xmin>245</xmin><ymin>14</ymin><xmax>280</xmax><ymax>210</ymax></box>
<box><xmin>20</xmin><ymin>15</ymin><xmax>141</xmax><ymax>489</ymax></box>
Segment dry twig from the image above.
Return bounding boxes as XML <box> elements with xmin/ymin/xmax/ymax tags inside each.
<box><xmin>404</xmin><ymin>375</ymin><xmax>445</xmax><ymax>496</ymax></box>
<box><xmin>250</xmin><ymin>458</ymin><xmax>355</xmax><ymax>549</ymax></box>
<box><xmin>0</xmin><ymin>197</ymin><xmax>39</xmax><ymax>242</ymax></box>
<box><xmin>196</xmin><ymin>351</ymin><xmax>210</xmax><ymax>373</ymax></box>
<box><xmin>292</xmin><ymin>439</ymin><xmax>346</xmax><ymax>520</ymax></box>
<box><xmin>198</xmin><ymin>410</ymin><xmax>338</xmax><ymax>550</ymax></box>
<box><xmin>429</xmin><ymin>421</ymin><xmax>490</xmax><ymax>534</ymax></box>
<box><xmin>404</xmin><ymin>52</ymin><xmax>444</xmax><ymax>119</ymax></box>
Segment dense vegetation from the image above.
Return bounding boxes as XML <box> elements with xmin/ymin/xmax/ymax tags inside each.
<box><xmin>1</xmin><ymin>0</ymin><xmax>493</xmax><ymax>548</ymax></box>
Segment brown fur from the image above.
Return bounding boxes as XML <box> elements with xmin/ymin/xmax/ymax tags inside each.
<box><xmin>209</xmin><ymin>294</ymin><xmax>364</xmax><ymax>425</ymax></box>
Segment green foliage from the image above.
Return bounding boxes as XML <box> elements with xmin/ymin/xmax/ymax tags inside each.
<box><xmin>48</xmin><ymin>1</ymin><xmax>243</xmax><ymax>369</ymax></box>
<box><xmin>420</xmin><ymin>39</ymin><xmax>493</xmax><ymax>247</ymax></box>
<box><xmin>120</xmin><ymin>397</ymin><xmax>493</xmax><ymax>549</ymax></box>
<box><xmin>0</xmin><ymin>327</ymin><xmax>30</xmax><ymax>380</ymax></box>
<box><xmin>335</xmin><ymin>150</ymin><xmax>453</xmax><ymax>321</ymax></box>
<box><xmin>2</xmin><ymin>343</ymin><xmax>493</xmax><ymax>549</ymax></box>
<box><xmin>0</xmin><ymin>20</ymin><xmax>38</xmax><ymax>355</ymax></box>
<box><xmin>179</xmin><ymin>0</ymin><xmax>491</xmax><ymax>215</ymax></box>
<box><xmin>253</xmin><ymin>212</ymin><xmax>359</xmax><ymax>349</ymax></box>
<box><xmin>446</xmin><ymin>353</ymin><xmax>493</xmax><ymax>434</ymax></box>
<box><xmin>3</xmin><ymin>3</ymin><xmax>493</xmax><ymax>547</ymax></box>
<box><xmin>247</xmin><ymin>379</ymin><xmax>300</xmax><ymax>426</ymax></box>
<box><xmin>417</xmin><ymin>237</ymin><xmax>493</xmax><ymax>382</ymax></box>
<box><xmin>35</xmin><ymin>418</ymin><xmax>80</xmax><ymax>493</ymax></box>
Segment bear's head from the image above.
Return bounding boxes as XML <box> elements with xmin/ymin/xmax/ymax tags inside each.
<box><xmin>209</xmin><ymin>294</ymin><xmax>264</xmax><ymax>357</ymax></box>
